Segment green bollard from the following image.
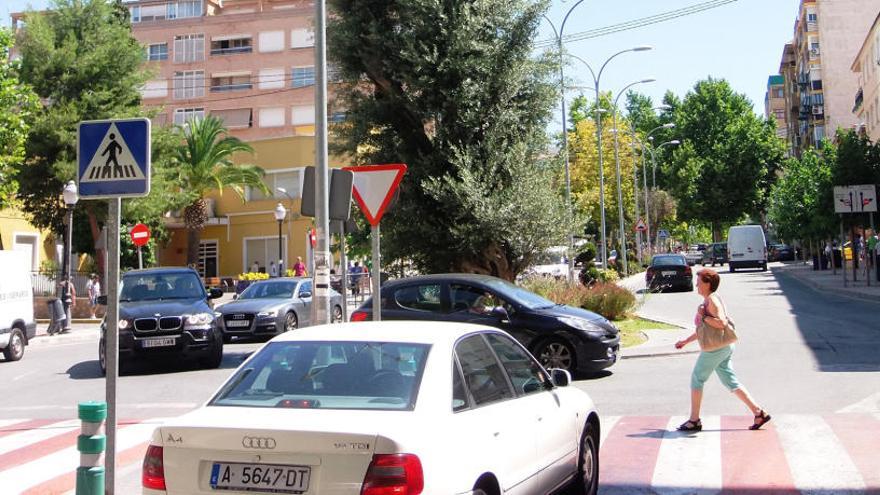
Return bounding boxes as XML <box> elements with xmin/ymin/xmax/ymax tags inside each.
<box><xmin>76</xmin><ymin>401</ymin><xmax>107</xmax><ymax>495</ymax></box>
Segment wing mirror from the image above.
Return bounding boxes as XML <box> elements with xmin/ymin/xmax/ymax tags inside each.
<box><xmin>96</xmin><ymin>295</ymin><xmax>107</xmax><ymax>306</ymax></box>
<box><xmin>232</xmin><ymin>294</ymin><xmax>239</xmax><ymax>300</ymax></box>
<box><xmin>490</xmin><ymin>306</ymin><xmax>509</xmax><ymax>322</ymax></box>
<box><xmin>549</xmin><ymin>368</ymin><xmax>571</xmax><ymax>387</ymax></box>
<box><xmin>208</xmin><ymin>288</ymin><xmax>224</xmax><ymax>299</ymax></box>
<box><xmin>299</xmin><ymin>291</ymin><xmax>312</xmax><ymax>299</ymax></box>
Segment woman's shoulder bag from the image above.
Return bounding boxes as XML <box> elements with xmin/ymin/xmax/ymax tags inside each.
<box><xmin>696</xmin><ymin>296</ymin><xmax>738</xmax><ymax>352</ymax></box>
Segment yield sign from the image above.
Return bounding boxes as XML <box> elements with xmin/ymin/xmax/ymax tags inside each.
<box><xmin>342</xmin><ymin>164</ymin><xmax>407</xmax><ymax>226</ymax></box>
<box><xmin>634</xmin><ymin>218</ymin><xmax>647</xmax><ymax>232</ymax></box>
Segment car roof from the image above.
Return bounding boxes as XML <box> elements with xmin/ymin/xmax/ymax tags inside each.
<box><xmin>249</xmin><ymin>277</ymin><xmax>310</xmax><ymax>283</ymax></box>
<box><xmin>123</xmin><ymin>267</ymin><xmax>197</xmax><ymax>276</ymax></box>
<box><xmin>272</xmin><ymin>321</ymin><xmax>496</xmax><ymax>345</ymax></box>
<box><xmin>381</xmin><ymin>273</ymin><xmax>505</xmax><ymax>286</ymax></box>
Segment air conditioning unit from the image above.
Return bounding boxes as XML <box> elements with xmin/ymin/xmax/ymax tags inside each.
<box><xmin>810</xmin><ymin>48</ymin><xmax>820</xmax><ymax>56</ymax></box>
<box><xmin>812</xmin><ymin>105</ymin><xmax>824</xmax><ymax>115</ymax></box>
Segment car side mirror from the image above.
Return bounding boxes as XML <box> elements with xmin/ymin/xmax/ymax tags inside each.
<box><xmin>299</xmin><ymin>291</ymin><xmax>312</xmax><ymax>299</ymax></box>
<box><xmin>96</xmin><ymin>295</ymin><xmax>107</xmax><ymax>306</ymax></box>
<box><xmin>232</xmin><ymin>294</ymin><xmax>239</xmax><ymax>300</ymax></box>
<box><xmin>550</xmin><ymin>368</ymin><xmax>571</xmax><ymax>387</ymax></box>
<box><xmin>490</xmin><ymin>306</ymin><xmax>509</xmax><ymax>321</ymax></box>
<box><xmin>209</xmin><ymin>288</ymin><xmax>224</xmax><ymax>299</ymax></box>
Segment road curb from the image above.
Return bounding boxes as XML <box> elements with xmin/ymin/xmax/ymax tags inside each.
<box><xmin>621</xmin><ymin>348</ymin><xmax>700</xmax><ymax>359</ymax></box>
<box><xmin>774</xmin><ymin>267</ymin><xmax>880</xmax><ymax>304</ymax></box>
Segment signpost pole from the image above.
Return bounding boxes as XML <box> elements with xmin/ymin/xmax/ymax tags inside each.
<box><xmin>841</xmin><ymin>216</ymin><xmax>847</xmax><ymax>288</ymax></box>
<box><xmin>339</xmin><ymin>221</ymin><xmax>348</xmax><ymax>321</ymax></box>
<box><xmin>137</xmin><ymin>246</ymin><xmax>142</xmax><ymax>270</ymax></box>
<box><xmin>312</xmin><ymin>0</ymin><xmax>331</xmax><ymax>325</ymax></box>
<box><xmin>105</xmin><ymin>198</ymin><xmax>120</xmax><ymax>494</ymax></box>
<box><xmin>372</xmin><ymin>224</ymin><xmax>381</xmax><ymax>321</ymax></box>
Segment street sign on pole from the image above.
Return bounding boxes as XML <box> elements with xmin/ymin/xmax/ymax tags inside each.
<box><xmin>77</xmin><ymin>118</ymin><xmax>151</xmax><ymax>495</ymax></box>
<box><xmin>635</xmin><ymin>218</ymin><xmax>647</xmax><ymax>232</ymax></box>
<box><xmin>130</xmin><ymin>223</ymin><xmax>150</xmax><ymax>270</ymax></box>
<box><xmin>344</xmin><ymin>164</ymin><xmax>407</xmax><ymax>321</ymax></box>
<box><xmin>657</xmin><ymin>229</ymin><xmax>669</xmax><ymax>239</ymax></box>
<box><xmin>834</xmin><ymin>185</ymin><xmax>877</xmax><ymax>213</ymax></box>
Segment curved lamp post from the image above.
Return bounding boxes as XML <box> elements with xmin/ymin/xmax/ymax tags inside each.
<box><xmin>643</xmin><ymin>122</ymin><xmax>675</xmax><ymax>255</ymax></box>
<box><xmin>542</xmin><ymin>0</ymin><xmax>586</xmax><ymax>282</ymax></box>
<box><xmin>646</xmin><ymin>139</ymin><xmax>680</xmax><ymax>251</ymax></box>
<box><xmin>568</xmin><ymin>47</ymin><xmax>651</xmax><ymax>269</ymax></box>
<box><xmin>273</xmin><ymin>203</ymin><xmax>287</xmax><ymax>277</ymax></box>
<box><xmin>62</xmin><ymin>180</ymin><xmax>79</xmax><ymax>332</ymax></box>
<box><xmin>611</xmin><ymin>78</ymin><xmax>655</xmax><ymax>275</ymax></box>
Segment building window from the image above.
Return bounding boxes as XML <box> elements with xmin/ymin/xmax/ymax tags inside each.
<box><xmin>258</xmin><ymin>68</ymin><xmax>285</xmax><ymax>90</ymax></box>
<box><xmin>146</xmin><ymin>43</ymin><xmax>168</xmax><ymax>61</ymax></box>
<box><xmin>173</xmin><ymin>70</ymin><xmax>205</xmax><ymax>99</ymax></box>
<box><xmin>290</xmin><ymin>28</ymin><xmax>314</xmax><ymax>48</ymax></box>
<box><xmin>243</xmin><ymin>237</ymin><xmax>288</xmax><ymax>275</ymax></box>
<box><xmin>198</xmin><ymin>240</ymin><xmax>218</xmax><ymax>279</ymax></box>
<box><xmin>174</xmin><ymin>107</ymin><xmax>205</xmax><ymax>126</ymax></box>
<box><xmin>814</xmin><ymin>125</ymin><xmax>825</xmax><ymax>145</ymax></box>
<box><xmin>210</xmin><ymin>36</ymin><xmax>252</xmax><ymax>55</ymax></box>
<box><xmin>211</xmin><ymin>73</ymin><xmax>252</xmax><ymax>92</ymax></box>
<box><xmin>247</xmin><ymin>169</ymin><xmax>304</xmax><ymax>201</ymax></box>
<box><xmin>259</xmin><ymin>31</ymin><xmax>285</xmax><ymax>53</ymax></box>
<box><xmin>174</xmin><ymin>34</ymin><xmax>205</xmax><ymax>63</ymax></box>
<box><xmin>330</xmin><ymin>111</ymin><xmax>346</xmax><ymax>123</ymax></box>
<box><xmin>259</xmin><ymin>107</ymin><xmax>285</xmax><ymax>127</ymax></box>
<box><xmin>292</xmin><ymin>66</ymin><xmax>315</xmax><ymax>88</ymax></box>
<box><xmin>177</xmin><ymin>0</ymin><xmax>202</xmax><ymax>18</ymax></box>
<box><xmin>775</xmin><ymin>88</ymin><xmax>784</xmax><ymax>98</ymax></box>
<box><xmin>131</xmin><ymin>4</ymin><xmax>167</xmax><ymax>22</ymax></box>
<box><xmin>292</xmin><ymin>105</ymin><xmax>315</xmax><ymax>126</ymax></box>
<box><xmin>211</xmin><ymin>108</ymin><xmax>253</xmax><ymax>128</ymax></box>
<box><xmin>141</xmin><ymin>79</ymin><xmax>168</xmax><ymax>99</ymax></box>
<box><xmin>774</xmin><ymin>109</ymin><xmax>785</xmax><ymax>120</ymax></box>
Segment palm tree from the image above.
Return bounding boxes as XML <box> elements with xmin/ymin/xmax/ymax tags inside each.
<box><xmin>172</xmin><ymin>115</ymin><xmax>268</xmax><ymax>265</ymax></box>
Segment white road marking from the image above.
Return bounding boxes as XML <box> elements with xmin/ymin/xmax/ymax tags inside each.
<box><xmin>774</xmin><ymin>414</ymin><xmax>866</xmax><ymax>493</ymax></box>
<box><xmin>599</xmin><ymin>415</ymin><xmax>620</xmax><ymax>446</ymax></box>
<box><xmin>836</xmin><ymin>391</ymin><xmax>880</xmax><ymax>414</ymax></box>
<box><xmin>0</xmin><ymin>403</ymin><xmax>196</xmax><ymax>412</ymax></box>
<box><xmin>0</xmin><ymin>418</ymin><xmax>27</xmax><ymax>428</ymax></box>
<box><xmin>12</xmin><ymin>371</ymin><xmax>36</xmax><ymax>382</ymax></box>
<box><xmin>651</xmin><ymin>415</ymin><xmax>722</xmax><ymax>494</ymax></box>
<box><xmin>0</xmin><ymin>419</ymin><xmax>79</xmax><ymax>456</ymax></box>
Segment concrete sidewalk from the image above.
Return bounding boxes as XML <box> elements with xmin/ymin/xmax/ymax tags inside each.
<box><xmin>616</xmin><ymin>271</ymin><xmax>697</xmax><ymax>359</ymax></box>
<box><xmin>774</xmin><ymin>261</ymin><xmax>880</xmax><ymax>303</ymax></box>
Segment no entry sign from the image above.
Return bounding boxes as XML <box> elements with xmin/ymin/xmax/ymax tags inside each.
<box><xmin>130</xmin><ymin>223</ymin><xmax>150</xmax><ymax>247</ymax></box>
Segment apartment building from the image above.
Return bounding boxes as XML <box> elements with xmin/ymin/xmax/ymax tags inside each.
<box><xmin>778</xmin><ymin>43</ymin><xmax>798</xmax><ymax>157</ymax></box>
<box><xmin>851</xmin><ymin>13</ymin><xmax>880</xmax><ymax>141</ymax></box>
<box><xmin>779</xmin><ymin>0</ymin><xmax>880</xmax><ymax>157</ymax></box>
<box><xmin>765</xmin><ymin>75</ymin><xmax>787</xmax><ymax>142</ymax></box>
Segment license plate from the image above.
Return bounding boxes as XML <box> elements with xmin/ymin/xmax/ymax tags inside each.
<box><xmin>142</xmin><ymin>337</ymin><xmax>175</xmax><ymax>348</ymax></box>
<box><xmin>732</xmin><ymin>253</ymin><xmax>744</xmax><ymax>257</ymax></box>
<box><xmin>661</xmin><ymin>271</ymin><xmax>676</xmax><ymax>276</ymax></box>
<box><xmin>226</xmin><ymin>320</ymin><xmax>250</xmax><ymax>328</ymax></box>
<box><xmin>210</xmin><ymin>462</ymin><xmax>310</xmax><ymax>494</ymax></box>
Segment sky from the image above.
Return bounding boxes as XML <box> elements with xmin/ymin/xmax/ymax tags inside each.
<box><xmin>4</xmin><ymin>0</ymin><xmax>802</xmax><ymax>120</ymax></box>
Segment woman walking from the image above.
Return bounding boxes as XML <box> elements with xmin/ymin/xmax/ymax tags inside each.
<box><xmin>674</xmin><ymin>268</ymin><xmax>771</xmax><ymax>432</ymax></box>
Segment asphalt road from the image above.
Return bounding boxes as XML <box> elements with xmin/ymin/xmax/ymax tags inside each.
<box><xmin>576</xmin><ymin>262</ymin><xmax>880</xmax><ymax>417</ymax></box>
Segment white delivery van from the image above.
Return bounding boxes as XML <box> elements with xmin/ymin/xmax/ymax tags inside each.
<box><xmin>0</xmin><ymin>251</ymin><xmax>37</xmax><ymax>361</ymax></box>
<box><xmin>726</xmin><ymin>224</ymin><xmax>768</xmax><ymax>272</ymax></box>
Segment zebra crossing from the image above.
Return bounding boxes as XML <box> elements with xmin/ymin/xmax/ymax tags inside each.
<box><xmin>1</xmin><ymin>414</ymin><xmax>878</xmax><ymax>494</ymax></box>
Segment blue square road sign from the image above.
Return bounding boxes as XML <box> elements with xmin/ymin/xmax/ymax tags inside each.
<box><xmin>77</xmin><ymin>118</ymin><xmax>151</xmax><ymax>198</ymax></box>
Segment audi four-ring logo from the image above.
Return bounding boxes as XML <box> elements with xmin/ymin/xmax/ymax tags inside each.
<box><xmin>242</xmin><ymin>436</ymin><xmax>277</xmax><ymax>449</ymax></box>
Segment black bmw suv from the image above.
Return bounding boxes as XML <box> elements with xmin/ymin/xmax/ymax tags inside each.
<box><xmin>98</xmin><ymin>267</ymin><xmax>225</xmax><ymax>374</ymax></box>
<box><xmin>351</xmin><ymin>274</ymin><xmax>620</xmax><ymax>374</ymax></box>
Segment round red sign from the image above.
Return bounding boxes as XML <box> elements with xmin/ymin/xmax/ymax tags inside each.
<box><xmin>130</xmin><ymin>223</ymin><xmax>151</xmax><ymax>247</ymax></box>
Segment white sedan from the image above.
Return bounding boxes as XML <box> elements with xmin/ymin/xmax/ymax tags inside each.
<box><xmin>142</xmin><ymin>321</ymin><xmax>600</xmax><ymax>495</ymax></box>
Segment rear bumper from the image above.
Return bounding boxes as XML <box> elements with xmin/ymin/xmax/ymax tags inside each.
<box><xmin>729</xmin><ymin>259</ymin><xmax>766</xmax><ymax>269</ymax></box>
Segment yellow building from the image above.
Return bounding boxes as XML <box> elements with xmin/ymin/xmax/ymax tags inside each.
<box><xmin>158</xmin><ymin>135</ymin><xmax>345</xmax><ymax>280</ymax></box>
<box><xmin>0</xmin><ymin>207</ymin><xmax>56</xmax><ymax>272</ymax></box>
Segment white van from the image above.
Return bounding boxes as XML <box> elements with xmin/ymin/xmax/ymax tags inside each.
<box><xmin>0</xmin><ymin>251</ymin><xmax>37</xmax><ymax>361</ymax></box>
<box><xmin>727</xmin><ymin>225</ymin><xmax>767</xmax><ymax>272</ymax></box>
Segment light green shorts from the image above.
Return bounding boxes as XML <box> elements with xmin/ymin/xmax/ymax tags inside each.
<box><xmin>690</xmin><ymin>344</ymin><xmax>741</xmax><ymax>391</ymax></box>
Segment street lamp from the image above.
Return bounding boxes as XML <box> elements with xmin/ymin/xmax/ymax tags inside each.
<box><xmin>542</xmin><ymin>0</ymin><xmax>586</xmax><ymax>283</ymax></box>
<box><xmin>568</xmin><ymin>47</ymin><xmax>652</xmax><ymax>269</ymax></box>
<box><xmin>643</xmin><ymin>122</ymin><xmax>675</xmax><ymax>255</ymax></box>
<box><xmin>611</xmin><ymin>78</ymin><xmax>655</xmax><ymax>275</ymax></box>
<box><xmin>273</xmin><ymin>203</ymin><xmax>287</xmax><ymax>277</ymax></box>
<box><xmin>61</xmin><ymin>180</ymin><xmax>78</xmax><ymax>333</ymax></box>
<box><xmin>647</xmin><ymin>137</ymin><xmax>681</xmax><ymax>189</ymax></box>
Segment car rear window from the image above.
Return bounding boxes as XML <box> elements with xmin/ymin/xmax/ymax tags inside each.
<box><xmin>209</xmin><ymin>341</ymin><xmax>430</xmax><ymax>411</ymax></box>
<box><xmin>651</xmin><ymin>256</ymin><xmax>686</xmax><ymax>266</ymax></box>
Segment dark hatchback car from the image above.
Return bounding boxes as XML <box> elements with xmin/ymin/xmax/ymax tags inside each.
<box><xmin>351</xmin><ymin>274</ymin><xmax>620</xmax><ymax>374</ymax></box>
<box><xmin>98</xmin><ymin>267</ymin><xmax>225</xmax><ymax>374</ymax></box>
<box><xmin>646</xmin><ymin>254</ymin><xmax>693</xmax><ymax>292</ymax></box>
<box><xmin>701</xmin><ymin>242</ymin><xmax>728</xmax><ymax>266</ymax></box>
<box><xmin>769</xmin><ymin>243</ymin><xmax>795</xmax><ymax>262</ymax></box>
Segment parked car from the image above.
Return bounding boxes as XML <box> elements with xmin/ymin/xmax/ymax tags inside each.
<box><xmin>701</xmin><ymin>242</ymin><xmax>728</xmax><ymax>266</ymax></box>
<box><xmin>351</xmin><ymin>274</ymin><xmax>620</xmax><ymax>374</ymax></box>
<box><xmin>0</xmin><ymin>251</ymin><xmax>37</xmax><ymax>362</ymax></box>
<box><xmin>217</xmin><ymin>277</ymin><xmax>344</xmax><ymax>341</ymax></box>
<box><xmin>683</xmin><ymin>249</ymin><xmax>702</xmax><ymax>266</ymax></box>
<box><xmin>97</xmin><ymin>267</ymin><xmax>225</xmax><ymax>375</ymax></box>
<box><xmin>646</xmin><ymin>254</ymin><xmax>693</xmax><ymax>292</ymax></box>
<box><xmin>768</xmin><ymin>243</ymin><xmax>795</xmax><ymax>262</ymax></box>
<box><xmin>140</xmin><ymin>322</ymin><xmax>600</xmax><ymax>495</ymax></box>
<box><xmin>727</xmin><ymin>224</ymin><xmax>768</xmax><ymax>272</ymax></box>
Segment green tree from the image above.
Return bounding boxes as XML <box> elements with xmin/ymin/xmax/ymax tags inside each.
<box><xmin>328</xmin><ymin>0</ymin><xmax>566</xmax><ymax>279</ymax></box>
<box><xmin>768</xmin><ymin>147</ymin><xmax>835</xmax><ymax>244</ymax></box>
<box><xmin>14</xmin><ymin>0</ymin><xmax>149</xmax><ymax>269</ymax></box>
<box><xmin>171</xmin><ymin>116</ymin><xmax>267</xmax><ymax>265</ymax></box>
<box><xmin>0</xmin><ymin>28</ymin><xmax>38</xmax><ymax>208</ymax></box>
<box><xmin>667</xmin><ymin>78</ymin><xmax>785</xmax><ymax>239</ymax></box>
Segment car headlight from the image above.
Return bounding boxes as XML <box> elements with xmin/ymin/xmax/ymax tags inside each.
<box><xmin>185</xmin><ymin>312</ymin><xmax>214</xmax><ymax>327</ymax></box>
<box><xmin>118</xmin><ymin>319</ymin><xmax>129</xmax><ymax>330</ymax></box>
<box><xmin>257</xmin><ymin>311</ymin><xmax>277</xmax><ymax>318</ymax></box>
<box><xmin>557</xmin><ymin>316</ymin><xmax>604</xmax><ymax>334</ymax></box>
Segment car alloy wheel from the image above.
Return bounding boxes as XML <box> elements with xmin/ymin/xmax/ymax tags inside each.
<box><xmin>284</xmin><ymin>312</ymin><xmax>298</xmax><ymax>332</ymax></box>
<box><xmin>98</xmin><ymin>338</ymin><xmax>106</xmax><ymax>375</ymax></box>
<box><xmin>332</xmin><ymin>305</ymin><xmax>343</xmax><ymax>323</ymax></box>
<box><xmin>3</xmin><ymin>329</ymin><xmax>24</xmax><ymax>361</ymax></box>
<box><xmin>536</xmin><ymin>338</ymin><xmax>575</xmax><ymax>372</ymax></box>
<box><xmin>574</xmin><ymin>422</ymin><xmax>599</xmax><ymax>495</ymax></box>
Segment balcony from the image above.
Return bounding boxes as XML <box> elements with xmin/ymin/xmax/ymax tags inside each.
<box><xmin>853</xmin><ymin>88</ymin><xmax>864</xmax><ymax>113</ymax></box>
<box><xmin>797</xmin><ymin>74</ymin><xmax>810</xmax><ymax>86</ymax></box>
<box><xmin>210</xmin><ymin>83</ymin><xmax>253</xmax><ymax>92</ymax></box>
<box><xmin>210</xmin><ymin>46</ymin><xmax>253</xmax><ymax>56</ymax></box>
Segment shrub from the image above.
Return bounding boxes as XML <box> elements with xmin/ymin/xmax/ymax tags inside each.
<box><xmin>519</xmin><ymin>276</ymin><xmax>562</xmax><ymax>299</ymax></box>
<box><xmin>578</xmin><ymin>282</ymin><xmax>636</xmax><ymax>321</ymax></box>
<box><xmin>597</xmin><ymin>268</ymin><xmax>619</xmax><ymax>283</ymax></box>
<box><xmin>575</xmin><ymin>243</ymin><xmax>597</xmax><ymax>266</ymax></box>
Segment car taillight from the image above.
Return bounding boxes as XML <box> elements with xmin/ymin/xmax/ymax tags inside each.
<box><xmin>142</xmin><ymin>444</ymin><xmax>166</xmax><ymax>490</ymax></box>
<box><xmin>361</xmin><ymin>453</ymin><xmax>423</xmax><ymax>495</ymax></box>
<box><xmin>646</xmin><ymin>268</ymin><xmax>654</xmax><ymax>280</ymax></box>
<box><xmin>351</xmin><ymin>311</ymin><xmax>369</xmax><ymax>322</ymax></box>
<box><xmin>684</xmin><ymin>265</ymin><xmax>692</xmax><ymax>276</ymax></box>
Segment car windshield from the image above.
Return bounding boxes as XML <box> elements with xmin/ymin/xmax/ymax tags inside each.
<box><xmin>652</xmin><ymin>256</ymin><xmax>686</xmax><ymax>266</ymax></box>
<box><xmin>239</xmin><ymin>281</ymin><xmax>297</xmax><ymax>300</ymax></box>
<box><xmin>209</xmin><ymin>341</ymin><xmax>430</xmax><ymax>411</ymax></box>
<box><xmin>483</xmin><ymin>279</ymin><xmax>558</xmax><ymax>310</ymax></box>
<box><xmin>119</xmin><ymin>272</ymin><xmax>205</xmax><ymax>302</ymax></box>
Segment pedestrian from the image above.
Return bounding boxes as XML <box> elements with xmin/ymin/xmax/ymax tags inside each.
<box><xmin>86</xmin><ymin>274</ymin><xmax>101</xmax><ymax>319</ymax></box>
<box><xmin>251</xmin><ymin>260</ymin><xmax>259</xmax><ymax>273</ymax></box>
<box><xmin>293</xmin><ymin>256</ymin><xmax>308</xmax><ymax>277</ymax></box>
<box><xmin>673</xmin><ymin>268</ymin><xmax>771</xmax><ymax>432</ymax></box>
<box><xmin>349</xmin><ymin>261</ymin><xmax>363</xmax><ymax>296</ymax></box>
<box><xmin>269</xmin><ymin>261</ymin><xmax>277</xmax><ymax>278</ymax></box>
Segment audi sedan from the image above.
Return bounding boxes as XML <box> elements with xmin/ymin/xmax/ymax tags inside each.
<box><xmin>646</xmin><ymin>254</ymin><xmax>693</xmax><ymax>292</ymax></box>
<box><xmin>141</xmin><ymin>322</ymin><xmax>600</xmax><ymax>495</ymax></box>
<box><xmin>216</xmin><ymin>278</ymin><xmax>344</xmax><ymax>342</ymax></box>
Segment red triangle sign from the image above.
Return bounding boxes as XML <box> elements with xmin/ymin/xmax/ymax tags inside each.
<box><xmin>634</xmin><ymin>218</ymin><xmax>647</xmax><ymax>232</ymax></box>
<box><xmin>342</xmin><ymin>164</ymin><xmax>407</xmax><ymax>226</ymax></box>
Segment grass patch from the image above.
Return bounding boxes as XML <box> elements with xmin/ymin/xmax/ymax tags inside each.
<box><xmin>616</xmin><ymin>317</ymin><xmax>682</xmax><ymax>348</ymax></box>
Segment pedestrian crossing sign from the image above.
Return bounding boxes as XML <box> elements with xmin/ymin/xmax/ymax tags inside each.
<box><xmin>77</xmin><ymin>118</ymin><xmax>150</xmax><ymax>198</ymax></box>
